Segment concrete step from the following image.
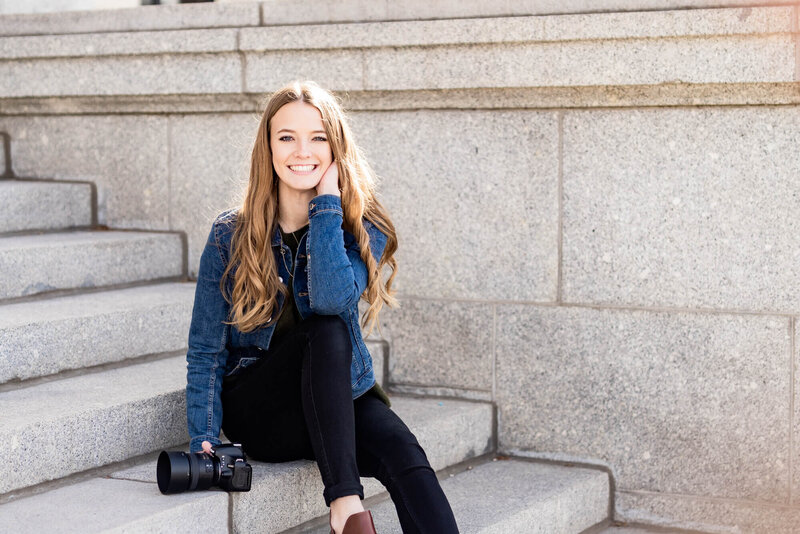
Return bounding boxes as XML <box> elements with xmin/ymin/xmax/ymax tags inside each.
<box><xmin>0</xmin><ymin>179</ymin><xmax>92</xmax><ymax>233</ymax></box>
<box><xmin>230</xmin><ymin>397</ymin><xmax>493</xmax><ymax>533</ymax></box>
<box><xmin>0</xmin><ymin>478</ymin><xmax>229</xmax><ymax>533</ymax></box>
<box><xmin>0</xmin><ymin>355</ymin><xmax>187</xmax><ymax>496</ymax></box>
<box><xmin>0</xmin><ymin>396</ymin><xmax>493</xmax><ymax>533</ymax></box>
<box><xmin>0</xmin><ymin>6</ymin><xmax>792</xmax><ymax>99</ymax></box>
<box><xmin>306</xmin><ymin>458</ymin><xmax>609</xmax><ymax>534</ymax></box>
<box><xmin>0</xmin><ymin>282</ymin><xmax>195</xmax><ymax>384</ymax></box>
<box><xmin>0</xmin><ymin>230</ymin><xmax>183</xmax><ymax>300</ymax></box>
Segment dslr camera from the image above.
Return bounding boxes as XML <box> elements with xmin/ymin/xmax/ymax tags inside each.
<box><xmin>157</xmin><ymin>443</ymin><xmax>252</xmax><ymax>494</ymax></box>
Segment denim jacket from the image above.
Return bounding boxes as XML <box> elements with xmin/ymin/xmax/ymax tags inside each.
<box><xmin>185</xmin><ymin>194</ymin><xmax>389</xmax><ymax>453</ymax></box>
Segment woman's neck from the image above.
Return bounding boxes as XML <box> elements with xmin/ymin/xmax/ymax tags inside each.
<box><xmin>277</xmin><ymin>184</ymin><xmax>315</xmax><ymax>233</ymax></box>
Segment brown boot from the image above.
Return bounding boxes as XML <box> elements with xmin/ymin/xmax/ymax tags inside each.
<box><xmin>330</xmin><ymin>510</ymin><xmax>377</xmax><ymax>534</ymax></box>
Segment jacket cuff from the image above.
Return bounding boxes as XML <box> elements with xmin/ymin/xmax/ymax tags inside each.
<box><xmin>190</xmin><ymin>435</ymin><xmax>222</xmax><ymax>454</ymax></box>
<box><xmin>309</xmin><ymin>194</ymin><xmax>343</xmax><ymax>218</ymax></box>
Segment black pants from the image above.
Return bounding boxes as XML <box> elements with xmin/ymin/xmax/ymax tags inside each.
<box><xmin>220</xmin><ymin>313</ymin><xmax>459</xmax><ymax>533</ymax></box>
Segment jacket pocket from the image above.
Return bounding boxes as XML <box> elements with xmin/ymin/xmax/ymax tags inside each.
<box><xmin>224</xmin><ymin>356</ymin><xmax>259</xmax><ymax>378</ymax></box>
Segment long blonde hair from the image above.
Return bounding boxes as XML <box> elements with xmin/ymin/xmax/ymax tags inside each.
<box><xmin>220</xmin><ymin>80</ymin><xmax>399</xmax><ymax>338</ymax></box>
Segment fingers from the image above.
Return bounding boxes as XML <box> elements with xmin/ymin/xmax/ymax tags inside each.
<box><xmin>201</xmin><ymin>440</ymin><xmax>214</xmax><ymax>454</ymax></box>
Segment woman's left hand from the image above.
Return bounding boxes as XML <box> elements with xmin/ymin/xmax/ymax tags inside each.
<box><xmin>316</xmin><ymin>159</ymin><xmax>341</xmax><ymax>197</ymax></box>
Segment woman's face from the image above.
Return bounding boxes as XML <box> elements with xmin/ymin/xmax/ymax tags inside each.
<box><xmin>269</xmin><ymin>100</ymin><xmax>333</xmax><ymax>195</ymax></box>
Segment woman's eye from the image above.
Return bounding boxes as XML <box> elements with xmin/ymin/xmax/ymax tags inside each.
<box><xmin>278</xmin><ymin>135</ymin><xmax>327</xmax><ymax>142</ymax></box>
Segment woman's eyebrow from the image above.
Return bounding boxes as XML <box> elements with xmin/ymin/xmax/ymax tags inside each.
<box><xmin>276</xmin><ymin>128</ymin><xmax>327</xmax><ymax>134</ymax></box>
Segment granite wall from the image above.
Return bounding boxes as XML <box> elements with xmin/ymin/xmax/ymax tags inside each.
<box><xmin>2</xmin><ymin>3</ymin><xmax>799</xmax><ymax>532</ymax></box>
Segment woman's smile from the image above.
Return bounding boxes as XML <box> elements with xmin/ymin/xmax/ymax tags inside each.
<box><xmin>288</xmin><ymin>164</ymin><xmax>318</xmax><ymax>174</ymax></box>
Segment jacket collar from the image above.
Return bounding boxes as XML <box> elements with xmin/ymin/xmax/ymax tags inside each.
<box><xmin>271</xmin><ymin>226</ymin><xmax>282</xmax><ymax>247</ymax></box>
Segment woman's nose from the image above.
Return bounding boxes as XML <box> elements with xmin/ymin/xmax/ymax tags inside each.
<box><xmin>294</xmin><ymin>139</ymin><xmax>312</xmax><ymax>157</ymax></box>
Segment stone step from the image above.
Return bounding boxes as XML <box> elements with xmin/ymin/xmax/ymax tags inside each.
<box><xmin>0</xmin><ymin>6</ymin><xmax>792</xmax><ymax>99</ymax></box>
<box><xmin>306</xmin><ymin>458</ymin><xmax>609</xmax><ymax>534</ymax></box>
<box><xmin>0</xmin><ymin>478</ymin><xmax>229</xmax><ymax>534</ymax></box>
<box><xmin>0</xmin><ymin>355</ymin><xmax>187</xmax><ymax>496</ymax></box>
<box><xmin>0</xmin><ymin>179</ymin><xmax>92</xmax><ymax>233</ymax></box>
<box><xmin>0</xmin><ymin>282</ymin><xmax>195</xmax><ymax>384</ymax></box>
<box><xmin>0</xmin><ymin>396</ymin><xmax>493</xmax><ymax>532</ymax></box>
<box><xmin>0</xmin><ymin>230</ymin><xmax>183</xmax><ymax>300</ymax></box>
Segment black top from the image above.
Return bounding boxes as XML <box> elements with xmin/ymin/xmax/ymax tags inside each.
<box><xmin>268</xmin><ymin>222</ymin><xmax>391</xmax><ymax>407</ymax></box>
<box><xmin>270</xmin><ymin>223</ymin><xmax>309</xmax><ymax>348</ymax></box>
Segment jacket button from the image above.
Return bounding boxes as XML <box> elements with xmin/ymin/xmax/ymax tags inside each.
<box><xmin>310</xmin><ymin>203</ymin><xmax>316</xmax><ymax>209</ymax></box>
<box><xmin>279</xmin><ymin>277</ymin><xmax>283</xmax><ymax>283</ymax></box>
<box><xmin>298</xmin><ymin>291</ymin><xmax>308</xmax><ymax>296</ymax></box>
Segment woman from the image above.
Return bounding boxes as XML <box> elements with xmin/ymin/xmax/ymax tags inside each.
<box><xmin>185</xmin><ymin>80</ymin><xmax>459</xmax><ymax>534</ymax></box>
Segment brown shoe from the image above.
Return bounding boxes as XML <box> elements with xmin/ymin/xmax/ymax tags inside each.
<box><xmin>341</xmin><ymin>510</ymin><xmax>377</xmax><ymax>534</ymax></box>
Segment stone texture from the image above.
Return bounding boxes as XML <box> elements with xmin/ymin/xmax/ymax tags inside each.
<box><xmin>0</xmin><ymin>282</ymin><xmax>195</xmax><ymax>383</ymax></box>
<box><xmin>0</xmin><ymin>478</ymin><xmax>228</xmax><ymax>534</ymax></box>
<box><xmin>352</xmin><ymin>109</ymin><xmax>559</xmax><ymax>301</ymax></box>
<box><xmin>241</xmin><ymin>7</ymin><xmax>792</xmax><ymax>51</ymax></box>
<box><xmin>0</xmin><ymin>355</ymin><xmax>187</xmax><ymax>494</ymax></box>
<box><xmin>616</xmin><ymin>489</ymin><xmax>800</xmax><ymax>534</ymax></box>
<box><xmin>0</xmin><ymin>180</ymin><xmax>91</xmax><ymax>233</ymax></box>
<box><xmin>542</xmin><ymin>6</ymin><xmax>793</xmax><ymax>40</ymax></box>
<box><xmin>0</xmin><ymin>115</ymin><xmax>169</xmax><ymax>229</ymax></box>
<box><xmin>364</xmin><ymin>36</ymin><xmax>794</xmax><ymax>91</ymax></box>
<box><xmin>562</xmin><ymin>107</ymin><xmax>800</xmax><ymax>313</ymax></box>
<box><xmin>244</xmin><ymin>49</ymin><xmax>364</xmax><ymax>93</ymax></box>
<box><xmin>308</xmin><ymin>459</ymin><xmax>609</xmax><ymax>533</ymax></box>
<box><xmin>380</xmin><ymin>299</ymin><xmax>493</xmax><ymax>391</ymax></box>
<box><xmin>597</xmin><ymin>528</ymin><xmax>668</xmax><ymax>534</ymax></box>
<box><xmin>257</xmin><ymin>0</ymin><xmax>797</xmax><ymax>25</ymax></box>
<box><xmin>0</xmin><ymin>28</ymin><xmax>238</xmax><ymax>59</ymax></box>
<box><xmin>364</xmin><ymin>338</ymin><xmax>386</xmax><ymax>387</ymax></box>
<box><xmin>0</xmin><ymin>2</ymin><xmax>259</xmax><ymax>36</ymax></box>
<box><xmin>167</xmin><ymin>113</ymin><xmax>253</xmax><ymax>275</ymax></box>
<box><xmin>794</xmin><ymin>319</ymin><xmax>800</xmax><ymax>505</ymax></box>
<box><xmin>232</xmin><ymin>396</ymin><xmax>492</xmax><ymax>532</ymax></box>
<box><xmin>0</xmin><ymin>230</ymin><xmax>183</xmax><ymax>299</ymax></box>
<box><xmin>0</xmin><ymin>53</ymin><xmax>241</xmax><ymax>98</ymax></box>
<box><xmin>495</xmin><ymin>304</ymin><xmax>791</xmax><ymax>503</ymax></box>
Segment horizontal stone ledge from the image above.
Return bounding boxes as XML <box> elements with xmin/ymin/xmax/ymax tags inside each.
<box><xmin>0</xmin><ymin>34</ymin><xmax>793</xmax><ymax>99</ymax></box>
<box><xmin>240</xmin><ymin>7</ymin><xmax>794</xmax><ymax>52</ymax></box>
<box><xmin>0</xmin><ymin>3</ymin><xmax>259</xmax><ymax>38</ymax></box>
<box><xmin>0</xmin><ymin>7</ymin><xmax>793</xmax><ymax>60</ymax></box>
<box><xmin>2</xmin><ymin>83</ymin><xmax>800</xmax><ymax>116</ymax></box>
<box><xmin>0</xmin><ymin>0</ymin><xmax>796</xmax><ymax>38</ymax></box>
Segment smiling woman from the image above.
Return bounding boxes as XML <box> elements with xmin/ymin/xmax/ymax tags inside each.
<box><xmin>184</xmin><ymin>80</ymin><xmax>459</xmax><ymax>534</ymax></box>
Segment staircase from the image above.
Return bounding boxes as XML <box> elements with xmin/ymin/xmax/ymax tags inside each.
<box><xmin>0</xmin><ymin>160</ymin><xmax>613</xmax><ymax>531</ymax></box>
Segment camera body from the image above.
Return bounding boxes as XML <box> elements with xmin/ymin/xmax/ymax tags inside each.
<box><xmin>157</xmin><ymin>442</ymin><xmax>252</xmax><ymax>494</ymax></box>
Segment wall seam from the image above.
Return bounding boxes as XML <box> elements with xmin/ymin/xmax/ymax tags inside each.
<box><xmin>236</xmin><ymin>30</ymin><xmax>248</xmax><ymax>94</ymax></box>
<box><xmin>557</xmin><ymin>110</ymin><xmax>564</xmax><ymax>304</ymax></box>
<box><xmin>790</xmin><ymin>316</ymin><xmax>795</xmax><ymax>504</ymax></box>
<box><xmin>492</xmin><ymin>304</ymin><xmax>497</xmax><ymax>403</ymax></box>
<box><xmin>166</xmin><ymin>116</ymin><xmax>172</xmax><ymax>231</ymax></box>
<box><xmin>394</xmin><ymin>294</ymin><xmax>798</xmax><ymax>319</ymax></box>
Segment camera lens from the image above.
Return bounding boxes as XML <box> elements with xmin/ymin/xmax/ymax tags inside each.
<box><xmin>157</xmin><ymin>451</ymin><xmax>217</xmax><ymax>494</ymax></box>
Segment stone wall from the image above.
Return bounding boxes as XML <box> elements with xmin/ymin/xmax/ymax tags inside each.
<box><xmin>1</xmin><ymin>2</ymin><xmax>799</xmax><ymax>531</ymax></box>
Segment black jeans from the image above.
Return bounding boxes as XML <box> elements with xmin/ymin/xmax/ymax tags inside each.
<box><xmin>220</xmin><ymin>313</ymin><xmax>459</xmax><ymax>534</ymax></box>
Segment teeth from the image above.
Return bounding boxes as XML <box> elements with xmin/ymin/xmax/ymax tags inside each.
<box><xmin>289</xmin><ymin>164</ymin><xmax>316</xmax><ymax>172</ymax></box>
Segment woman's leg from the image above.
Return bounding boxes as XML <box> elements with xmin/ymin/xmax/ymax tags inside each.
<box><xmin>298</xmin><ymin>314</ymin><xmax>364</xmax><ymax>506</ymax></box>
<box><xmin>220</xmin><ymin>324</ymin><xmax>315</xmax><ymax>462</ymax></box>
<box><xmin>353</xmin><ymin>393</ymin><xmax>460</xmax><ymax>534</ymax></box>
<box><xmin>221</xmin><ymin>314</ymin><xmax>364</xmax><ymax>505</ymax></box>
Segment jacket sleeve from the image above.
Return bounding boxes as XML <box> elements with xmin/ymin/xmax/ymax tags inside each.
<box><xmin>185</xmin><ymin>218</ymin><xmax>231</xmax><ymax>453</ymax></box>
<box><xmin>306</xmin><ymin>194</ymin><xmax>388</xmax><ymax>315</ymax></box>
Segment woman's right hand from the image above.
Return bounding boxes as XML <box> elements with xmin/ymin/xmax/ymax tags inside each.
<box><xmin>201</xmin><ymin>441</ymin><xmax>214</xmax><ymax>455</ymax></box>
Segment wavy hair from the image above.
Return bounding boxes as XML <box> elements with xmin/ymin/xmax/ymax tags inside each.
<box><xmin>220</xmin><ymin>80</ymin><xmax>399</xmax><ymax>338</ymax></box>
